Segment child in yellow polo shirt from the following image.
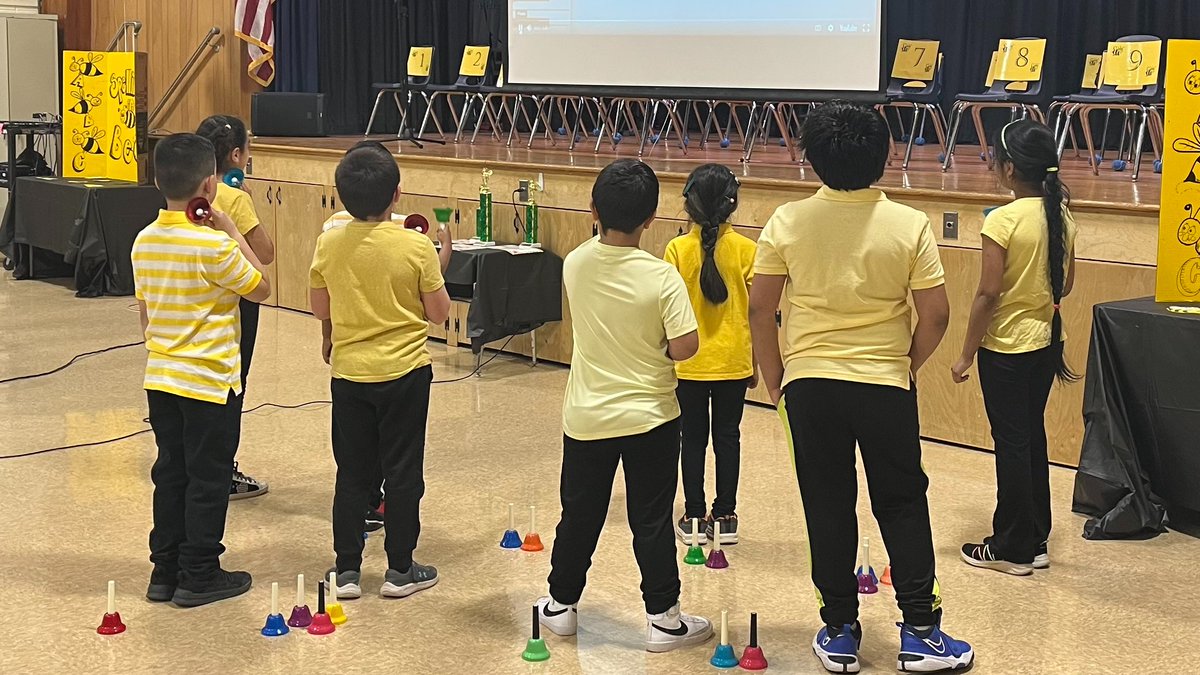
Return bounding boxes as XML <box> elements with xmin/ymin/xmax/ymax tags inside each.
<box><xmin>749</xmin><ymin>102</ymin><xmax>972</xmax><ymax>673</ymax></box>
<box><xmin>132</xmin><ymin>134</ymin><xmax>270</xmax><ymax>607</ymax></box>
<box><xmin>310</xmin><ymin>142</ymin><xmax>451</xmax><ymax>600</ymax></box>
<box><xmin>536</xmin><ymin>159</ymin><xmax>712</xmax><ymax>654</ymax></box>
<box><xmin>197</xmin><ymin>115</ymin><xmax>275</xmax><ymax>502</ymax></box>
<box><xmin>951</xmin><ymin>120</ymin><xmax>1078</xmax><ymax>576</ymax></box>
<box><xmin>663</xmin><ymin>164</ymin><xmax>756</xmax><ymax>546</ymax></box>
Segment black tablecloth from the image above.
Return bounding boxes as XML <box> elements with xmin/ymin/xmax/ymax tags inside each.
<box><xmin>1072</xmin><ymin>298</ymin><xmax>1200</xmax><ymax>539</ymax></box>
<box><xmin>443</xmin><ymin>246</ymin><xmax>564</xmax><ymax>353</ymax></box>
<box><xmin>9</xmin><ymin>176</ymin><xmax>162</xmax><ymax>297</ymax></box>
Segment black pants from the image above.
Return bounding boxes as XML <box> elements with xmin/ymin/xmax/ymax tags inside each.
<box><xmin>677</xmin><ymin>378</ymin><xmax>748</xmax><ymax>519</ymax></box>
<box><xmin>783</xmin><ymin>379</ymin><xmax>939</xmax><ymax>628</ymax></box>
<box><xmin>548</xmin><ymin>420</ymin><xmax>682</xmax><ymax>615</ymax></box>
<box><xmin>978</xmin><ymin>346</ymin><xmax>1057</xmax><ymax>564</ymax></box>
<box><xmin>238</xmin><ymin>297</ymin><xmax>260</xmax><ymax>388</ymax></box>
<box><xmin>147</xmin><ymin>389</ymin><xmax>243</xmax><ymax>583</ymax></box>
<box><xmin>330</xmin><ymin>366</ymin><xmax>432</xmax><ymax>572</ymax></box>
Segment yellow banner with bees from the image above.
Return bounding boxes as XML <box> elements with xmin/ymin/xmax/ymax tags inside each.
<box><xmin>62</xmin><ymin>50</ymin><xmax>148</xmax><ymax>183</ymax></box>
<box><xmin>1158</xmin><ymin>41</ymin><xmax>1200</xmax><ymax>302</ymax></box>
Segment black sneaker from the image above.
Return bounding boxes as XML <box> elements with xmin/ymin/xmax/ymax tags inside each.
<box><xmin>365</xmin><ymin>508</ymin><xmax>385</xmax><ymax>533</ymax></box>
<box><xmin>676</xmin><ymin>515</ymin><xmax>708</xmax><ymax>545</ymax></box>
<box><xmin>146</xmin><ymin>566</ymin><xmax>178</xmax><ymax>602</ymax></box>
<box><xmin>229</xmin><ymin>462</ymin><xmax>268</xmax><ymax>501</ymax></box>
<box><xmin>705</xmin><ymin>513</ymin><xmax>739</xmax><ymax>545</ymax></box>
<box><xmin>1034</xmin><ymin>541</ymin><xmax>1049</xmax><ymax>569</ymax></box>
<box><xmin>960</xmin><ymin>542</ymin><xmax>1033</xmax><ymax>576</ymax></box>
<box><xmin>172</xmin><ymin>569</ymin><xmax>253</xmax><ymax>607</ymax></box>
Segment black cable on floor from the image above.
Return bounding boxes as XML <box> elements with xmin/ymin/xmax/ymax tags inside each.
<box><xmin>0</xmin><ymin>338</ymin><xmax>521</xmax><ymax>459</ymax></box>
<box><xmin>0</xmin><ymin>342</ymin><xmax>143</xmax><ymax>385</ymax></box>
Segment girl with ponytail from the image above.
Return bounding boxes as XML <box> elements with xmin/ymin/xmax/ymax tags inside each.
<box><xmin>664</xmin><ymin>164</ymin><xmax>757</xmax><ymax>546</ymax></box>
<box><xmin>196</xmin><ymin>115</ymin><xmax>275</xmax><ymax>501</ymax></box>
<box><xmin>952</xmin><ymin>119</ymin><xmax>1078</xmax><ymax>576</ymax></box>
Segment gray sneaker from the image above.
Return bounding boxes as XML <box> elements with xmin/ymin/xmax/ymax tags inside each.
<box><xmin>380</xmin><ymin>563</ymin><xmax>439</xmax><ymax>598</ymax></box>
<box><xmin>327</xmin><ymin>567</ymin><xmax>362</xmax><ymax>599</ymax></box>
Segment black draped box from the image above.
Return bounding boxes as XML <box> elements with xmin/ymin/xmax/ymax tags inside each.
<box><xmin>1073</xmin><ymin>298</ymin><xmax>1200</xmax><ymax>540</ymax></box>
<box><xmin>443</xmin><ymin>246</ymin><xmax>564</xmax><ymax>354</ymax></box>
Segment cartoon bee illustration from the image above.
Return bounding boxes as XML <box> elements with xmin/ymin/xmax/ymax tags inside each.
<box><xmin>119</xmin><ymin>96</ymin><xmax>136</xmax><ymax>129</ymax></box>
<box><xmin>68</xmin><ymin>89</ymin><xmax>102</xmax><ymax>117</ymax></box>
<box><xmin>72</xmin><ymin>128</ymin><xmax>106</xmax><ymax>155</ymax></box>
<box><xmin>1185</xmin><ymin>60</ymin><xmax>1200</xmax><ymax>96</ymax></box>
<box><xmin>69</xmin><ymin>52</ymin><xmax>104</xmax><ymax>86</ymax></box>
<box><xmin>1172</xmin><ymin>116</ymin><xmax>1200</xmax><ymax>190</ymax></box>
<box><xmin>1179</xmin><ymin>204</ymin><xmax>1200</xmax><ymax>249</ymax></box>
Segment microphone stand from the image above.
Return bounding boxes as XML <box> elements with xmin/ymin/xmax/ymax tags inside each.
<box><xmin>396</xmin><ymin>0</ymin><xmax>445</xmax><ymax>148</ymax></box>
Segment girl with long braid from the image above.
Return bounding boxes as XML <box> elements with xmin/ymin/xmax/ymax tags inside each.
<box><xmin>664</xmin><ymin>164</ymin><xmax>757</xmax><ymax>546</ymax></box>
<box><xmin>952</xmin><ymin>120</ymin><xmax>1079</xmax><ymax>576</ymax></box>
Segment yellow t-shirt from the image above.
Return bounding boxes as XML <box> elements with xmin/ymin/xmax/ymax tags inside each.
<box><xmin>664</xmin><ymin>223</ymin><xmax>756</xmax><ymax>381</ymax></box>
<box><xmin>309</xmin><ymin>219</ymin><xmax>445</xmax><ymax>383</ymax></box>
<box><xmin>562</xmin><ymin>237</ymin><xmax>699</xmax><ymax>441</ymax></box>
<box><xmin>132</xmin><ymin>210</ymin><xmax>263</xmax><ymax>404</ymax></box>
<box><xmin>980</xmin><ymin>198</ymin><xmax>1078</xmax><ymax>354</ymax></box>
<box><xmin>213</xmin><ymin>182</ymin><xmax>259</xmax><ymax>236</ymax></box>
<box><xmin>755</xmin><ymin>187</ymin><xmax>945</xmax><ymax>390</ymax></box>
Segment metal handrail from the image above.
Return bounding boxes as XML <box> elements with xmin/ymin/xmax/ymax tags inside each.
<box><xmin>149</xmin><ymin>27</ymin><xmax>223</xmax><ymax>129</ymax></box>
<box><xmin>104</xmin><ymin>21</ymin><xmax>142</xmax><ymax>52</ymax></box>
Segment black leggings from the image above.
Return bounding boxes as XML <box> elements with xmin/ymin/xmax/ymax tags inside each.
<box><xmin>978</xmin><ymin>346</ymin><xmax>1057</xmax><ymax>564</ymax></box>
<box><xmin>677</xmin><ymin>379</ymin><xmax>748</xmax><ymax>519</ymax></box>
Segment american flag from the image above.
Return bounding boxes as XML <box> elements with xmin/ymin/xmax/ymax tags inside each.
<box><xmin>235</xmin><ymin>0</ymin><xmax>275</xmax><ymax>86</ymax></box>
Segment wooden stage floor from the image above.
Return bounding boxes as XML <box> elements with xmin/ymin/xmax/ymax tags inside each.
<box><xmin>259</xmin><ymin>134</ymin><xmax>1162</xmax><ymax>215</ymax></box>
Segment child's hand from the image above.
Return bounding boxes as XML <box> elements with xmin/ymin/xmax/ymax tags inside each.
<box><xmin>436</xmin><ymin>223</ymin><xmax>453</xmax><ymax>250</ymax></box>
<box><xmin>208</xmin><ymin>209</ymin><xmax>239</xmax><ymax>236</ymax></box>
<box><xmin>322</xmin><ymin>339</ymin><xmax>332</xmax><ymax>365</ymax></box>
<box><xmin>749</xmin><ymin>370</ymin><xmax>759</xmax><ymax>390</ymax></box>
<box><xmin>951</xmin><ymin>355</ymin><xmax>974</xmax><ymax>384</ymax></box>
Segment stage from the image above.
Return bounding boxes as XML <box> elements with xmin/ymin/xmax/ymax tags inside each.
<box><xmin>244</xmin><ymin>134</ymin><xmax>1160</xmax><ymax>466</ymax></box>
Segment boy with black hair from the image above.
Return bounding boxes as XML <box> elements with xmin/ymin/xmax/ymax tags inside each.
<box><xmin>536</xmin><ymin>159</ymin><xmax>712</xmax><ymax>653</ymax></box>
<box><xmin>311</xmin><ymin>142</ymin><xmax>451</xmax><ymax>600</ymax></box>
<box><xmin>749</xmin><ymin>102</ymin><xmax>973</xmax><ymax>673</ymax></box>
<box><xmin>133</xmin><ymin>134</ymin><xmax>270</xmax><ymax>607</ymax></box>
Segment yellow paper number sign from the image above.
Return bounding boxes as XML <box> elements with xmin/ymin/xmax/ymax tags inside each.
<box><xmin>892</xmin><ymin>40</ymin><xmax>940</xmax><ymax>81</ymax></box>
<box><xmin>1106</xmin><ymin>40</ymin><xmax>1161</xmax><ymax>90</ymax></box>
<box><xmin>62</xmin><ymin>50</ymin><xmax>147</xmax><ymax>182</ymax></box>
<box><xmin>408</xmin><ymin>47</ymin><xmax>433</xmax><ymax>78</ymax></box>
<box><xmin>1082</xmin><ymin>54</ymin><xmax>1104</xmax><ymax>90</ymax></box>
<box><xmin>996</xmin><ymin>39</ymin><xmax>1046</xmax><ymax>83</ymax></box>
<box><xmin>1156</xmin><ymin>40</ymin><xmax>1200</xmax><ymax>302</ymax></box>
<box><xmin>461</xmin><ymin>46</ymin><xmax>490</xmax><ymax>78</ymax></box>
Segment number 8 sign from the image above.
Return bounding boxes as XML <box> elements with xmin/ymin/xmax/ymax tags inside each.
<box><xmin>996</xmin><ymin>39</ymin><xmax>1046</xmax><ymax>82</ymax></box>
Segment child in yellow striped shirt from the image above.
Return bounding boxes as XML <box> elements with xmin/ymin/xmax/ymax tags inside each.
<box><xmin>132</xmin><ymin>134</ymin><xmax>270</xmax><ymax>608</ymax></box>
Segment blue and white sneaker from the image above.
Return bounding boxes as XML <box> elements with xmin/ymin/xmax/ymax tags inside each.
<box><xmin>812</xmin><ymin>623</ymin><xmax>862</xmax><ymax>673</ymax></box>
<box><xmin>897</xmin><ymin>622</ymin><xmax>974</xmax><ymax>672</ymax></box>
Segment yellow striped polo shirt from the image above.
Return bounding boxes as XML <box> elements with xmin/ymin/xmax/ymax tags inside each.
<box><xmin>132</xmin><ymin>209</ymin><xmax>263</xmax><ymax>404</ymax></box>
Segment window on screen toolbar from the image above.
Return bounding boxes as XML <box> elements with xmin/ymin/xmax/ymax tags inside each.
<box><xmin>510</xmin><ymin>0</ymin><xmax>877</xmax><ymax>36</ymax></box>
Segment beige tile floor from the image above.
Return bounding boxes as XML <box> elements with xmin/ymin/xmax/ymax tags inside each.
<box><xmin>1</xmin><ymin>275</ymin><xmax>1198</xmax><ymax>674</ymax></box>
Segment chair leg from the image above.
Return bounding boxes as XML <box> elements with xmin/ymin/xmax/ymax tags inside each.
<box><xmin>943</xmin><ymin>103</ymin><xmax>964</xmax><ymax>172</ymax></box>
<box><xmin>1080</xmin><ymin>106</ymin><xmax>1101</xmax><ymax>176</ymax></box>
<box><xmin>902</xmin><ymin>103</ymin><xmax>920</xmax><ymax>171</ymax></box>
<box><xmin>1132</xmin><ymin>107</ymin><xmax>1151</xmax><ymax>182</ymax></box>
<box><xmin>1056</xmin><ymin>105</ymin><xmax>1075</xmax><ymax>160</ymax></box>
<box><xmin>365</xmin><ymin>89</ymin><xmax>388</xmax><ymax>136</ymax></box>
<box><xmin>418</xmin><ymin>93</ymin><xmax>438</xmax><ymax>138</ymax></box>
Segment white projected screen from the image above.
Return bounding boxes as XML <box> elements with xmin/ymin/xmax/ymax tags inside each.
<box><xmin>507</xmin><ymin>0</ymin><xmax>883</xmax><ymax>92</ymax></box>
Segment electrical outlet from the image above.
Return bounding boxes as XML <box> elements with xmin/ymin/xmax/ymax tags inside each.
<box><xmin>943</xmin><ymin>212</ymin><xmax>959</xmax><ymax>240</ymax></box>
<box><xmin>538</xmin><ymin>172</ymin><xmax>545</xmax><ymax>192</ymax></box>
<box><xmin>518</xmin><ymin>179</ymin><xmax>530</xmax><ymax>202</ymax></box>
<box><xmin>246</xmin><ymin>157</ymin><xmax>253</xmax><ymax>175</ymax></box>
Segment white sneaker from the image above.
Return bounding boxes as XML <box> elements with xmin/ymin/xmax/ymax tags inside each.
<box><xmin>535</xmin><ymin>596</ymin><xmax>578</xmax><ymax>636</ymax></box>
<box><xmin>1033</xmin><ymin>541</ymin><xmax>1050</xmax><ymax>569</ymax></box>
<box><xmin>645</xmin><ymin>604</ymin><xmax>713</xmax><ymax>653</ymax></box>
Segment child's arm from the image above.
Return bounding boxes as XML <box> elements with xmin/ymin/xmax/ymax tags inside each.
<box><xmin>321</xmin><ymin>318</ymin><xmax>333</xmax><ymax>364</ymax></box>
<box><xmin>436</xmin><ymin>223</ymin><xmax>453</xmax><ymax>273</ymax></box>
<box><xmin>749</xmin><ymin>274</ymin><xmax>786</xmax><ymax>404</ymax></box>
<box><xmin>952</xmin><ymin>236</ymin><xmax>1005</xmax><ymax>383</ymax></box>
<box><xmin>208</xmin><ymin>210</ymin><xmax>271</xmax><ymax>303</ymax></box>
<box><xmin>231</xmin><ymin>190</ymin><xmax>275</xmax><ymax>265</ymax></box>
<box><xmin>419</xmin><ymin>238</ymin><xmax>452</xmax><ymax>324</ymax></box>
<box><xmin>211</xmin><ymin>210</ymin><xmax>267</xmax><ymax>275</ymax></box>
<box><xmin>661</xmin><ymin>268</ymin><xmax>699</xmax><ymax>361</ymax></box>
<box><xmin>245</xmin><ymin>225</ymin><xmax>276</xmax><ymax>266</ymax></box>
<box><xmin>138</xmin><ymin>300</ymin><xmax>149</xmax><ymax>338</ymax></box>
<box><xmin>910</xmin><ymin>284</ymin><xmax>950</xmax><ymax>374</ymax></box>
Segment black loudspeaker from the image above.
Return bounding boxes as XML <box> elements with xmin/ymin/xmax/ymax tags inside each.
<box><xmin>251</xmin><ymin>92</ymin><xmax>327</xmax><ymax>137</ymax></box>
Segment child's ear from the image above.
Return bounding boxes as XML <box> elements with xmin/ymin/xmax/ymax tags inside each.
<box><xmin>393</xmin><ymin>185</ymin><xmax>402</xmax><ymax>207</ymax></box>
<box><xmin>203</xmin><ymin>174</ymin><xmax>218</xmax><ymax>200</ymax></box>
<box><xmin>640</xmin><ymin>214</ymin><xmax>655</xmax><ymax>231</ymax></box>
<box><xmin>590</xmin><ymin>201</ymin><xmax>600</xmax><ymax>224</ymax></box>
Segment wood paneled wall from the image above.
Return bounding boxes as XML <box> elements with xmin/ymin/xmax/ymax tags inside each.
<box><xmin>90</xmin><ymin>0</ymin><xmax>256</xmax><ymax>133</ymax></box>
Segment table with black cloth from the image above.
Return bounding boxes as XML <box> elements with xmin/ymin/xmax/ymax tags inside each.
<box><xmin>442</xmin><ymin>245</ymin><xmax>563</xmax><ymax>355</ymax></box>
<box><xmin>1072</xmin><ymin>298</ymin><xmax>1200</xmax><ymax>540</ymax></box>
<box><xmin>9</xmin><ymin>176</ymin><xmax>163</xmax><ymax>297</ymax></box>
